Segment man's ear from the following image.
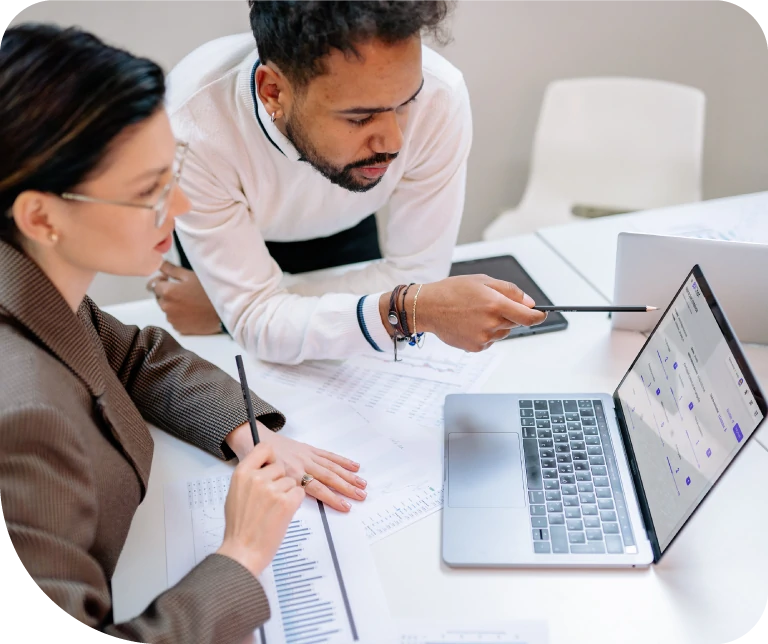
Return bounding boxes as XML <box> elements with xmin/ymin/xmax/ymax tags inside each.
<box><xmin>11</xmin><ymin>191</ymin><xmax>61</xmax><ymax>247</ymax></box>
<box><xmin>255</xmin><ymin>62</ymin><xmax>291</xmax><ymax>120</ymax></box>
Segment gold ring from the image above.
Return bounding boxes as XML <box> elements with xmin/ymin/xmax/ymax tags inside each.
<box><xmin>300</xmin><ymin>473</ymin><xmax>314</xmax><ymax>488</ymax></box>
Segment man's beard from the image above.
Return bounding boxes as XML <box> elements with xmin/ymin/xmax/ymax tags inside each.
<box><xmin>285</xmin><ymin>116</ymin><xmax>397</xmax><ymax>193</ymax></box>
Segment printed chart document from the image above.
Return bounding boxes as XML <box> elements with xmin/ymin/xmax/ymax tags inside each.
<box><xmin>272</xmin><ymin>392</ymin><xmax>444</xmax><ymax>543</ymax></box>
<box><xmin>165</xmin><ymin>483</ymin><xmax>393</xmax><ymax>644</ymax></box>
<box><xmin>396</xmin><ymin>620</ymin><xmax>548</xmax><ymax>644</ymax></box>
<box><xmin>252</xmin><ymin>338</ymin><xmax>500</xmax><ymax>430</ymax></box>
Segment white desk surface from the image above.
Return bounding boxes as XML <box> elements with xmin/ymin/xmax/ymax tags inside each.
<box><xmin>107</xmin><ymin>234</ymin><xmax>768</xmax><ymax>644</ymax></box>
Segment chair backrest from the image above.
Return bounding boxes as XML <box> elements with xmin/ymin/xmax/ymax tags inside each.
<box><xmin>521</xmin><ymin>77</ymin><xmax>705</xmax><ymax>211</ymax></box>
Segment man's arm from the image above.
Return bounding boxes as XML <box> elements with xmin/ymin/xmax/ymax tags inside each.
<box><xmin>82</xmin><ymin>298</ymin><xmax>284</xmax><ymax>458</ymax></box>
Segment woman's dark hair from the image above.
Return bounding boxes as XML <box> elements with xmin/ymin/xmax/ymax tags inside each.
<box><xmin>0</xmin><ymin>23</ymin><xmax>166</xmax><ymax>244</ymax></box>
<box><xmin>248</xmin><ymin>0</ymin><xmax>453</xmax><ymax>88</ymax></box>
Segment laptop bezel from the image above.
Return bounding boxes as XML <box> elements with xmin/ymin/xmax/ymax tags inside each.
<box><xmin>611</xmin><ymin>264</ymin><xmax>768</xmax><ymax>562</ymax></box>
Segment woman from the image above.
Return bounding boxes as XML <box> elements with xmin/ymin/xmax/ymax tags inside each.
<box><xmin>0</xmin><ymin>24</ymin><xmax>367</xmax><ymax>643</ymax></box>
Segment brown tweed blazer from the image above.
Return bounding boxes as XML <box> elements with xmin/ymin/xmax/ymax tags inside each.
<box><xmin>0</xmin><ymin>240</ymin><xmax>285</xmax><ymax>643</ymax></box>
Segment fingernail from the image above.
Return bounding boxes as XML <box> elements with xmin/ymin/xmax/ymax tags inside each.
<box><xmin>355</xmin><ymin>476</ymin><xmax>367</xmax><ymax>488</ymax></box>
<box><xmin>342</xmin><ymin>500</ymin><xmax>352</xmax><ymax>510</ymax></box>
<box><xmin>522</xmin><ymin>292</ymin><xmax>535</xmax><ymax>307</ymax></box>
<box><xmin>351</xmin><ymin>461</ymin><xmax>360</xmax><ymax>468</ymax></box>
<box><xmin>356</xmin><ymin>488</ymin><xmax>367</xmax><ymax>499</ymax></box>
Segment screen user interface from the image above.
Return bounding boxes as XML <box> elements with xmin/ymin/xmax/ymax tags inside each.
<box><xmin>616</xmin><ymin>273</ymin><xmax>763</xmax><ymax>553</ymax></box>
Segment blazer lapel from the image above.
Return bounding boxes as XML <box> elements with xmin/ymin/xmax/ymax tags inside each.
<box><xmin>0</xmin><ymin>241</ymin><xmax>152</xmax><ymax>495</ymax></box>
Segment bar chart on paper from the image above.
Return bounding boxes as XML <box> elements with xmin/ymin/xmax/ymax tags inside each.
<box><xmin>165</xmin><ymin>476</ymin><xmax>393</xmax><ymax>643</ymax></box>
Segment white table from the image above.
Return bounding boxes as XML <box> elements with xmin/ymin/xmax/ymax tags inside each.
<box><xmin>108</xmin><ymin>234</ymin><xmax>768</xmax><ymax>644</ymax></box>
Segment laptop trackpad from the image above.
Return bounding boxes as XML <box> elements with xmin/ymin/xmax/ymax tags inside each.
<box><xmin>447</xmin><ymin>432</ymin><xmax>524</xmax><ymax>508</ymax></box>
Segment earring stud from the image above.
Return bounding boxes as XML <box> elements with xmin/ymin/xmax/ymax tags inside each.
<box><xmin>48</xmin><ymin>231</ymin><xmax>59</xmax><ymax>243</ymax></box>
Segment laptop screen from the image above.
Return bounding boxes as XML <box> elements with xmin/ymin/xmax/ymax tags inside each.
<box><xmin>614</xmin><ymin>266</ymin><xmax>765</xmax><ymax>558</ymax></box>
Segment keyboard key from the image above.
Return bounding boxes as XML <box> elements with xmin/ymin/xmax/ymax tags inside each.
<box><xmin>565</xmin><ymin>413</ymin><xmax>581</xmax><ymax>422</ymax></box>
<box><xmin>563</xmin><ymin>400</ymin><xmax>578</xmax><ymax>413</ymax></box>
<box><xmin>530</xmin><ymin>505</ymin><xmax>546</xmax><ymax>516</ymax></box>
<box><xmin>578</xmin><ymin>482</ymin><xmax>594</xmax><ymax>493</ymax></box>
<box><xmin>586</xmin><ymin>529</ymin><xmax>603</xmax><ymax>541</ymax></box>
<box><xmin>556</xmin><ymin>454</ymin><xmax>572</xmax><ymax>463</ymax></box>
<box><xmin>603</xmin><ymin>522</ymin><xmax>620</xmax><ymax>534</ymax></box>
<box><xmin>585</xmin><ymin>436</ymin><xmax>601</xmax><ymax>446</ymax></box>
<box><xmin>584</xmin><ymin>516</ymin><xmax>601</xmax><ymax>528</ymax></box>
<box><xmin>520</xmin><ymin>400</ymin><xmax>533</xmax><ymax>408</ymax></box>
<box><xmin>521</xmin><ymin>418</ymin><xmax>536</xmax><ymax>427</ymax></box>
<box><xmin>560</xmin><ymin>474</ymin><xmax>576</xmax><ymax>485</ymax></box>
<box><xmin>589</xmin><ymin>455</ymin><xmax>606</xmax><ymax>466</ymax></box>
<box><xmin>529</xmin><ymin>491</ymin><xmax>545</xmax><ymax>504</ymax></box>
<box><xmin>565</xmin><ymin>507</ymin><xmax>581</xmax><ymax>519</ymax></box>
<box><xmin>563</xmin><ymin>496</ymin><xmax>579</xmax><ymax>507</ymax></box>
<box><xmin>535</xmin><ymin>410</ymin><xmax>550</xmax><ymax>419</ymax></box>
<box><xmin>536</xmin><ymin>420</ymin><xmax>551</xmax><ymax>429</ymax></box>
<box><xmin>587</xmin><ymin>446</ymin><xmax>603</xmax><ymax>456</ymax></box>
<box><xmin>569</xmin><ymin>531</ymin><xmax>586</xmax><ymax>544</ymax></box>
<box><xmin>562</xmin><ymin>484</ymin><xmax>578</xmax><ymax>495</ymax></box>
<box><xmin>574</xmin><ymin>462</ymin><xmax>590</xmax><ymax>471</ymax></box>
<box><xmin>567</xmin><ymin>519</ymin><xmax>584</xmax><ymax>531</ymax></box>
<box><xmin>540</xmin><ymin>447</ymin><xmax>555</xmax><ymax>458</ymax></box>
<box><xmin>569</xmin><ymin>431</ymin><xmax>584</xmax><ymax>441</ymax></box>
<box><xmin>571</xmin><ymin>441</ymin><xmax>586</xmax><ymax>451</ymax></box>
<box><xmin>596</xmin><ymin>488</ymin><xmax>612</xmax><ymax>498</ymax></box>
<box><xmin>541</xmin><ymin>529</ymin><xmax>550</xmax><ymax>540</ymax></box>
<box><xmin>531</xmin><ymin>516</ymin><xmax>548</xmax><ymax>528</ymax></box>
<box><xmin>547</xmin><ymin>502</ymin><xmax>563</xmax><ymax>513</ymax></box>
<box><xmin>558</xmin><ymin>464</ymin><xmax>574</xmax><ymax>474</ymax></box>
<box><xmin>548</xmin><ymin>401</ymin><xmax>564</xmax><ymax>414</ymax></box>
<box><xmin>578</xmin><ymin>400</ymin><xmax>592</xmax><ymax>409</ymax></box>
<box><xmin>541</xmin><ymin>458</ymin><xmax>556</xmax><ymax>469</ymax></box>
<box><xmin>580</xmin><ymin>408</ymin><xmax>595</xmax><ymax>417</ymax></box>
<box><xmin>554</xmin><ymin>434</ymin><xmax>569</xmax><ymax>444</ymax></box>
<box><xmin>581</xmin><ymin>417</ymin><xmax>596</xmax><ymax>426</ymax></box>
<box><xmin>570</xmin><ymin>543</ymin><xmax>606</xmax><ymax>554</ymax></box>
<box><xmin>579</xmin><ymin>493</ymin><xmax>596</xmax><ymax>505</ymax></box>
<box><xmin>534</xmin><ymin>400</ymin><xmax>549</xmax><ymax>410</ymax></box>
<box><xmin>523</xmin><ymin>438</ymin><xmax>542</xmax><ymax>490</ymax></box>
<box><xmin>594</xmin><ymin>476</ymin><xmax>610</xmax><ymax>487</ymax></box>
<box><xmin>600</xmin><ymin>511</ymin><xmax>617</xmax><ymax>523</ymax></box>
<box><xmin>551</xmin><ymin>417</ymin><xmax>566</xmax><ymax>426</ymax></box>
<box><xmin>546</xmin><ymin>490</ymin><xmax>561</xmax><ymax>501</ymax></box>
<box><xmin>567</xmin><ymin>422</ymin><xmax>582</xmax><ymax>432</ymax></box>
<box><xmin>522</xmin><ymin>427</ymin><xmax>536</xmax><ymax>439</ymax></box>
<box><xmin>549</xmin><ymin>513</ymin><xmax>565</xmax><ymax>525</ymax></box>
<box><xmin>534</xmin><ymin>541</ymin><xmax>551</xmax><ymax>554</ymax></box>
<box><xmin>575</xmin><ymin>471</ymin><xmax>592</xmax><ymax>481</ymax></box>
<box><xmin>598</xmin><ymin>499</ymin><xmax>614</xmax><ymax>510</ymax></box>
<box><xmin>572</xmin><ymin>451</ymin><xmax>587</xmax><ymax>460</ymax></box>
<box><xmin>520</xmin><ymin>408</ymin><xmax>534</xmax><ymax>418</ymax></box>
<box><xmin>591</xmin><ymin>466</ymin><xmax>608</xmax><ymax>477</ymax></box>
<box><xmin>537</xmin><ymin>429</ymin><xmax>553</xmax><ymax>439</ymax></box>
<box><xmin>539</xmin><ymin>439</ymin><xmax>554</xmax><ymax>448</ymax></box>
<box><xmin>605</xmin><ymin>535</ymin><xmax>624</xmax><ymax>554</ymax></box>
<box><xmin>542</xmin><ymin>469</ymin><xmax>558</xmax><ymax>480</ymax></box>
<box><xmin>532</xmin><ymin>529</ymin><xmax>543</xmax><ymax>541</ymax></box>
<box><xmin>556</xmin><ymin>444</ymin><xmax>570</xmax><ymax>453</ymax></box>
<box><xmin>582</xmin><ymin>504</ymin><xmax>598</xmax><ymax>516</ymax></box>
<box><xmin>544</xmin><ymin>479</ymin><xmax>560</xmax><ymax>490</ymax></box>
<box><xmin>551</xmin><ymin>525</ymin><xmax>569</xmax><ymax>553</ymax></box>
<box><xmin>583</xmin><ymin>427</ymin><xmax>599</xmax><ymax>436</ymax></box>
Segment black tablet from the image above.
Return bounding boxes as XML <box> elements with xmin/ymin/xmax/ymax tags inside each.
<box><xmin>450</xmin><ymin>255</ymin><xmax>568</xmax><ymax>338</ymax></box>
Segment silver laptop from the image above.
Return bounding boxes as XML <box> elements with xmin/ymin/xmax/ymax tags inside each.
<box><xmin>612</xmin><ymin>232</ymin><xmax>768</xmax><ymax>345</ymax></box>
<box><xmin>443</xmin><ymin>266</ymin><xmax>766</xmax><ymax>567</ymax></box>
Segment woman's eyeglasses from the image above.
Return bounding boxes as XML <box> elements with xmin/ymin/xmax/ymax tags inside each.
<box><xmin>59</xmin><ymin>142</ymin><xmax>189</xmax><ymax>229</ymax></box>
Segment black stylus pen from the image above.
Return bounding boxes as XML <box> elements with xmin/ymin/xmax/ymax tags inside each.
<box><xmin>235</xmin><ymin>354</ymin><xmax>260</xmax><ymax>446</ymax></box>
<box><xmin>533</xmin><ymin>305</ymin><xmax>658</xmax><ymax>313</ymax></box>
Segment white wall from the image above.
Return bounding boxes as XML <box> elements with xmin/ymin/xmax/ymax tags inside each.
<box><xmin>10</xmin><ymin>0</ymin><xmax>768</xmax><ymax>304</ymax></box>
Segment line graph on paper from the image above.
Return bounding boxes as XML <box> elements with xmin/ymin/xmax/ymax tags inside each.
<box><xmin>187</xmin><ymin>475</ymin><xmax>229</xmax><ymax>562</ymax></box>
<box><xmin>362</xmin><ymin>483</ymin><xmax>443</xmax><ymax>543</ymax></box>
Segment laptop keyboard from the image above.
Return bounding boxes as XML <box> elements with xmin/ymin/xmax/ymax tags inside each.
<box><xmin>521</xmin><ymin>399</ymin><xmax>637</xmax><ymax>555</ymax></box>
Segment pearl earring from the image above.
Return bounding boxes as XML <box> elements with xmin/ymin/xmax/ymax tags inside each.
<box><xmin>48</xmin><ymin>230</ymin><xmax>59</xmax><ymax>243</ymax></box>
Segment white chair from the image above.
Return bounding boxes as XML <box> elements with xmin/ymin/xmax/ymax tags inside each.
<box><xmin>483</xmin><ymin>77</ymin><xmax>706</xmax><ymax>240</ymax></box>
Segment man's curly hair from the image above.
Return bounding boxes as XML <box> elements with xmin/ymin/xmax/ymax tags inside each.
<box><xmin>248</xmin><ymin>1</ymin><xmax>453</xmax><ymax>87</ymax></box>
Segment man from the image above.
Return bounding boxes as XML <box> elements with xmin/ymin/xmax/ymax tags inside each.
<box><xmin>155</xmin><ymin>0</ymin><xmax>544</xmax><ymax>364</ymax></box>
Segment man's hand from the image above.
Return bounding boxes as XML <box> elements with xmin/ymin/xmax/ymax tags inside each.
<box><xmin>147</xmin><ymin>261</ymin><xmax>222</xmax><ymax>335</ymax></box>
<box><xmin>380</xmin><ymin>274</ymin><xmax>548</xmax><ymax>352</ymax></box>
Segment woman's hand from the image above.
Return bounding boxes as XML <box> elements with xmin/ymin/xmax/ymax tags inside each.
<box><xmin>226</xmin><ymin>421</ymin><xmax>367</xmax><ymax>513</ymax></box>
<box><xmin>216</xmin><ymin>443</ymin><xmax>304</xmax><ymax>578</ymax></box>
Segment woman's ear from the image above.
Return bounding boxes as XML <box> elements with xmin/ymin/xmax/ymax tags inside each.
<box><xmin>11</xmin><ymin>191</ymin><xmax>61</xmax><ymax>247</ymax></box>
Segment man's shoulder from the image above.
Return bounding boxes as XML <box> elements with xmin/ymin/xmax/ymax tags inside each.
<box><xmin>421</xmin><ymin>45</ymin><xmax>467</xmax><ymax>98</ymax></box>
<box><xmin>166</xmin><ymin>32</ymin><xmax>255</xmax><ymax>117</ymax></box>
